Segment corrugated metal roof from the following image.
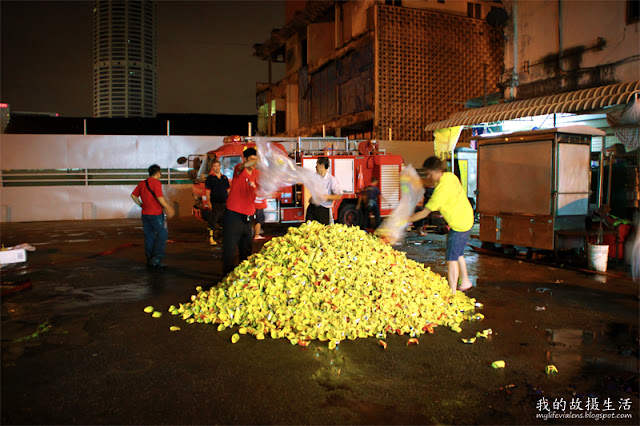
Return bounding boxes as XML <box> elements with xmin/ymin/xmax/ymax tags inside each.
<box><xmin>425</xmin><ymin>81</ymin><xmax>640</xmax><ymax>131</ymax></box>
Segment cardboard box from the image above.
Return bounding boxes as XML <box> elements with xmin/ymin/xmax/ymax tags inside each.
<box><xmin>0</xmin><ymin>248</ymin><xmax>27</xmax><ymax>265</ymax></box>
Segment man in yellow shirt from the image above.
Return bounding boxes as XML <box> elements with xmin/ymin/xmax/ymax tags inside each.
<box><xmin>409</xmin><ymin>156</ymin><xmax>474</xmax><ymax>295</ymax></box>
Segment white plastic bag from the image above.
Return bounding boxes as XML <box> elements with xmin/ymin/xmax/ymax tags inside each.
<box><xmin>255</xmin><ymin>138</ymin><xmax>327</xmax><ymax>205</ymax></box>
<box><xmin>375</xmin><ymin>165</ymin><xmax>424</xmax><ymax>244</ymax></box>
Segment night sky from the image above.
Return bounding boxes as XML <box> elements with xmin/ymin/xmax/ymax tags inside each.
<box><xmin>0</xmin><ymin>0</ymin><xmax>286</xmax><ymax>117</ymax></box>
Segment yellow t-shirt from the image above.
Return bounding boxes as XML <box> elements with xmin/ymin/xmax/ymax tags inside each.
<box><xmin>425</xmin><ymin>172</ymin><xmax>474</xmax><ymax>232</ymax></box>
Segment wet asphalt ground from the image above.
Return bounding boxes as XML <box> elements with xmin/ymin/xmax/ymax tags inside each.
<box><xmin>1</xmin><ymin>218</ymin><xmax>638</xmax><ymax>425</ymax></box>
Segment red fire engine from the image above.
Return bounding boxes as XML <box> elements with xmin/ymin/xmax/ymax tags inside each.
<box><xmin>187</xmin><ymin>136</ymin><xmax>404</xmax><ymax>226</ymax></box>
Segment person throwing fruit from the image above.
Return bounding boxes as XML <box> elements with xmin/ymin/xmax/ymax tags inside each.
<box><xmin>408</xmin><ymin>156</ymin><xmax>474</xmax><ymax>295</ymax></box>
<box><xmin>223</xmin><ymin>147</ymin><xmax>259</xmax><ymax>275</ymax></box>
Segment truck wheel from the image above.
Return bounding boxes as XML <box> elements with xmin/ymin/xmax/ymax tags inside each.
<box><xmin>337</xmin><ymin>203</ymin><xmax>360</xmax><ymax>226</ymax></box>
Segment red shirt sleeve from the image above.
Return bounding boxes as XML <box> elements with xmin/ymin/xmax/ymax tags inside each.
<box><xmin>150</xmin><ymin>177</ymin><xmax>163</xmax><ymax>197</ymax></box>
<box><xmin>233</xmin><ymin>163</ymin><xmax>243</xmax><ymax>179</ymax></box>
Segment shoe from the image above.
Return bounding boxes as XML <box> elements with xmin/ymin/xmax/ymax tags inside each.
<box><xmin>147</xmin><ymin>264</ymin><xmax>167</xmax><ymax>271</ymax></box>
<box><xmin>254</xmin><ymin>235</ymin><xmax>266</xmax><ymax>240</ymax></box>
<box><xmin>148</xmin><ymin>258</ymin><xmax>167</xmax><ymax>270</ymax></box>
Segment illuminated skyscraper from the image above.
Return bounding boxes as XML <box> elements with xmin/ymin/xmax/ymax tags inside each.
<box><xmin>92</xmin><ymin>0</ymin><xmax>157</xmax><ymax>118</ymax></box>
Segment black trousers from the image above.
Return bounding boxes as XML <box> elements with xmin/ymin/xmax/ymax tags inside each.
<box><xmin>206</xmin><ymin>202</ymin><xmax>226</xmax><ymax>229</ymax></box>
<box><xmin>222</xmin><ymin>209</ymin><xmax>253</xmax><ymax>275</ymax></box>
<box><xmin>360</xmin><ymin>201</ymin><xmax>381</xmax><ymax>229</ymax></box>
<box><xmin>305</xmin><ymin>203</ymin><xmax>331</xmax><ymax>225</ymax></box>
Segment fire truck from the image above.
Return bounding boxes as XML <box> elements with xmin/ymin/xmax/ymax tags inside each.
<box><xmin>186</xmin><ymin>135</ymin><xmax>404</xmax><ymax>226</ymax></box>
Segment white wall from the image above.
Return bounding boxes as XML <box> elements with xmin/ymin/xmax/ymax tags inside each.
<box><xmin>0</xmin><ymin>134</ymin><xmax>224</xmax><ymax>222</ymax></box>
<box><xmin>504</xmin><ymin>0</ymin><xmax>640</xmax><ymax>89</ymax></box>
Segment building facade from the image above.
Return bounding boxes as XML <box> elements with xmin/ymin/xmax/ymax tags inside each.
<box><xmin>253</xmin><ymin>0</ymin><xmax>504</xmax><ymax>141</ymax></box>
<box><xmin>500</xmin><ymin>0</ymin><xmax>639</xmax><ymax>101</ymax></box>
<box><xmin>92</xmin><ymin>0</ymin><xmax>157</xmax><ymax>118</ymax></box>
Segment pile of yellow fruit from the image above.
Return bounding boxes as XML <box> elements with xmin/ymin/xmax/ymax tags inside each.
<box><xmin>170</xmin><ymin>222</ymin><xmax>481</xmax><ymax>348</ymax></box>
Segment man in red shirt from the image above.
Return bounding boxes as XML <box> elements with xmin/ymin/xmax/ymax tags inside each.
<box><xmin>223</xmin><ymin>148</ymin><xmax>258</xmax><ymax>275</ymax></box>
<box><xmin>131</xmin><ymin>164</ymin><xmax>175</xmax><ymax>270</ymax></box>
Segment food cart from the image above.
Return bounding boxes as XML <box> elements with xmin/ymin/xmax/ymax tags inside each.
<box><xmin>476</xmin><ymin>126</ymin><xmax>605</xmax><ymax>252</ymax></box>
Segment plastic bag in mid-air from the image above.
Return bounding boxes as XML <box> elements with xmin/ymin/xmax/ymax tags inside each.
<box><xmin>375</xmin><ymin>165</ymin><xmax>424</xmax><ymax>244</ymax></box>
<box><xmin>255</xmin><ymin>138</ymin><xmax>327</xmax><ymax>206</ymax></box>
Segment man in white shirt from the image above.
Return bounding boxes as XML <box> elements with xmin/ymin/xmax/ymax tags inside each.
<box><xmin>305</xmin><ymin>157</ymin><xmax>342</xmax><ymax>225</ymax></box>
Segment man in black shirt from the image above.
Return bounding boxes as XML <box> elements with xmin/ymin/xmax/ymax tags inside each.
<box><xmin>357</xmin><ymin>177</ymin><xmax>381</xmax><ymax>230</ymax></box>
<box><xmin>203</xmin><ymin>160</ymin><xmax>230</xmax><ymax>245</ymax></box>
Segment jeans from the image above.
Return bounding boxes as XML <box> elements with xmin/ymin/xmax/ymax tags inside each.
<box><xmin>445</xmin><ymin>228</ymin><xmax>471</xmax><ymax>261</ymax></box>
<box><xmin>142</xmin><ymin>214</ymin><xmax>167</xmax><ymax>266</ymax></box>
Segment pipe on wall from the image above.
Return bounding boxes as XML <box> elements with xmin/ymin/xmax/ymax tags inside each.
<box><xmin>510</xmin><ymin>0</ymin><xmax>519</xmax><ymax>100</ymax></box>
<box><xmin>558</xmin><ymin>0</ymin><xmax>568</xmax><ymax>73</ymax></box>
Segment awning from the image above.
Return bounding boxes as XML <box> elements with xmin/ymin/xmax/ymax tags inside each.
<box><xmin>425</xmin><ymin>81</ymin><xmax>640</xmax><ymax>131</ymax></box>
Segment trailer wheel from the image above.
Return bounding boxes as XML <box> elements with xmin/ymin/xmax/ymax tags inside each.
<box><xmin>337</xmin><ymin>203</ymin><xmax>360</xmax><ymax>226</ymax></box>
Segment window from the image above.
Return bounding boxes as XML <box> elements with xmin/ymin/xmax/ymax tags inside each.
<box><xmin>467</xmin><ymin>2</ymin><xmax>482</xmax><ymax>19</ymax></box>
<box><xmin>220</xmin><ymin>156</ymin><xmax>243</xmax><ymax>180</ymax></box>
<box><xmin>628</xmin><ymin>0</ymin><xmax>639</xmax><ymax>24</ymax></box>
<box><xmin>301</xmin><ymin>38</ymin><xmax>307</xmax><ymax>65</ymax></box>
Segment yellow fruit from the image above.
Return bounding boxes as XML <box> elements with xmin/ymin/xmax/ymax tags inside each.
<box><xmin>152</xmin><ymin>311</ymin><xmax>162</xmax><ymax>318</ymax></box>
<box><xmin>476</xmin><ymin>328</ymin><xmax>492</xmax><ymax>339</ymax></box>
<box><xmin>231</xmin><ymin>333</ymin><xmax>240</xmax><ymax>343</ymax></box>
<box><xmin>174</xmin><ymin>222</ymin><xmax>480</xmax><ymax>349</ymax></box>
<box><xmin>170</xmin><ymin>326</ymin><xmax>180</xmax><ymax>331</ymax></box>
<box><xmin>144</xmin><ymin>306</ymin><xmax>154</xmax><ymax>313</ymax></box>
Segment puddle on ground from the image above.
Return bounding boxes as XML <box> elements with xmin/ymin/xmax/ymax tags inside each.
<box><xmin>311</xmin><ymin>345</ymin><xmax>433</xmax><ymax>424</ymax></box>
<box><xmin>3</xmin><ymin>278</ymin><xmax>161</xmax><ymax>321</ymax></box>
<box><xmin>312</xmin><ymin>346</ymin><xmax>351</xmax><ymax>392</ymax></box>
<box><xmin>546</xmin><ymin>323</ymin><xmax>639</xmax><ymax>393</ymax></box>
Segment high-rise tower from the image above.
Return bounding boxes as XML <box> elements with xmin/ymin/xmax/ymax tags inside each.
<box><xmin>92</xmin><ymin>0</ymin><xmax>157</xmax><ymax>118</ymax></box>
